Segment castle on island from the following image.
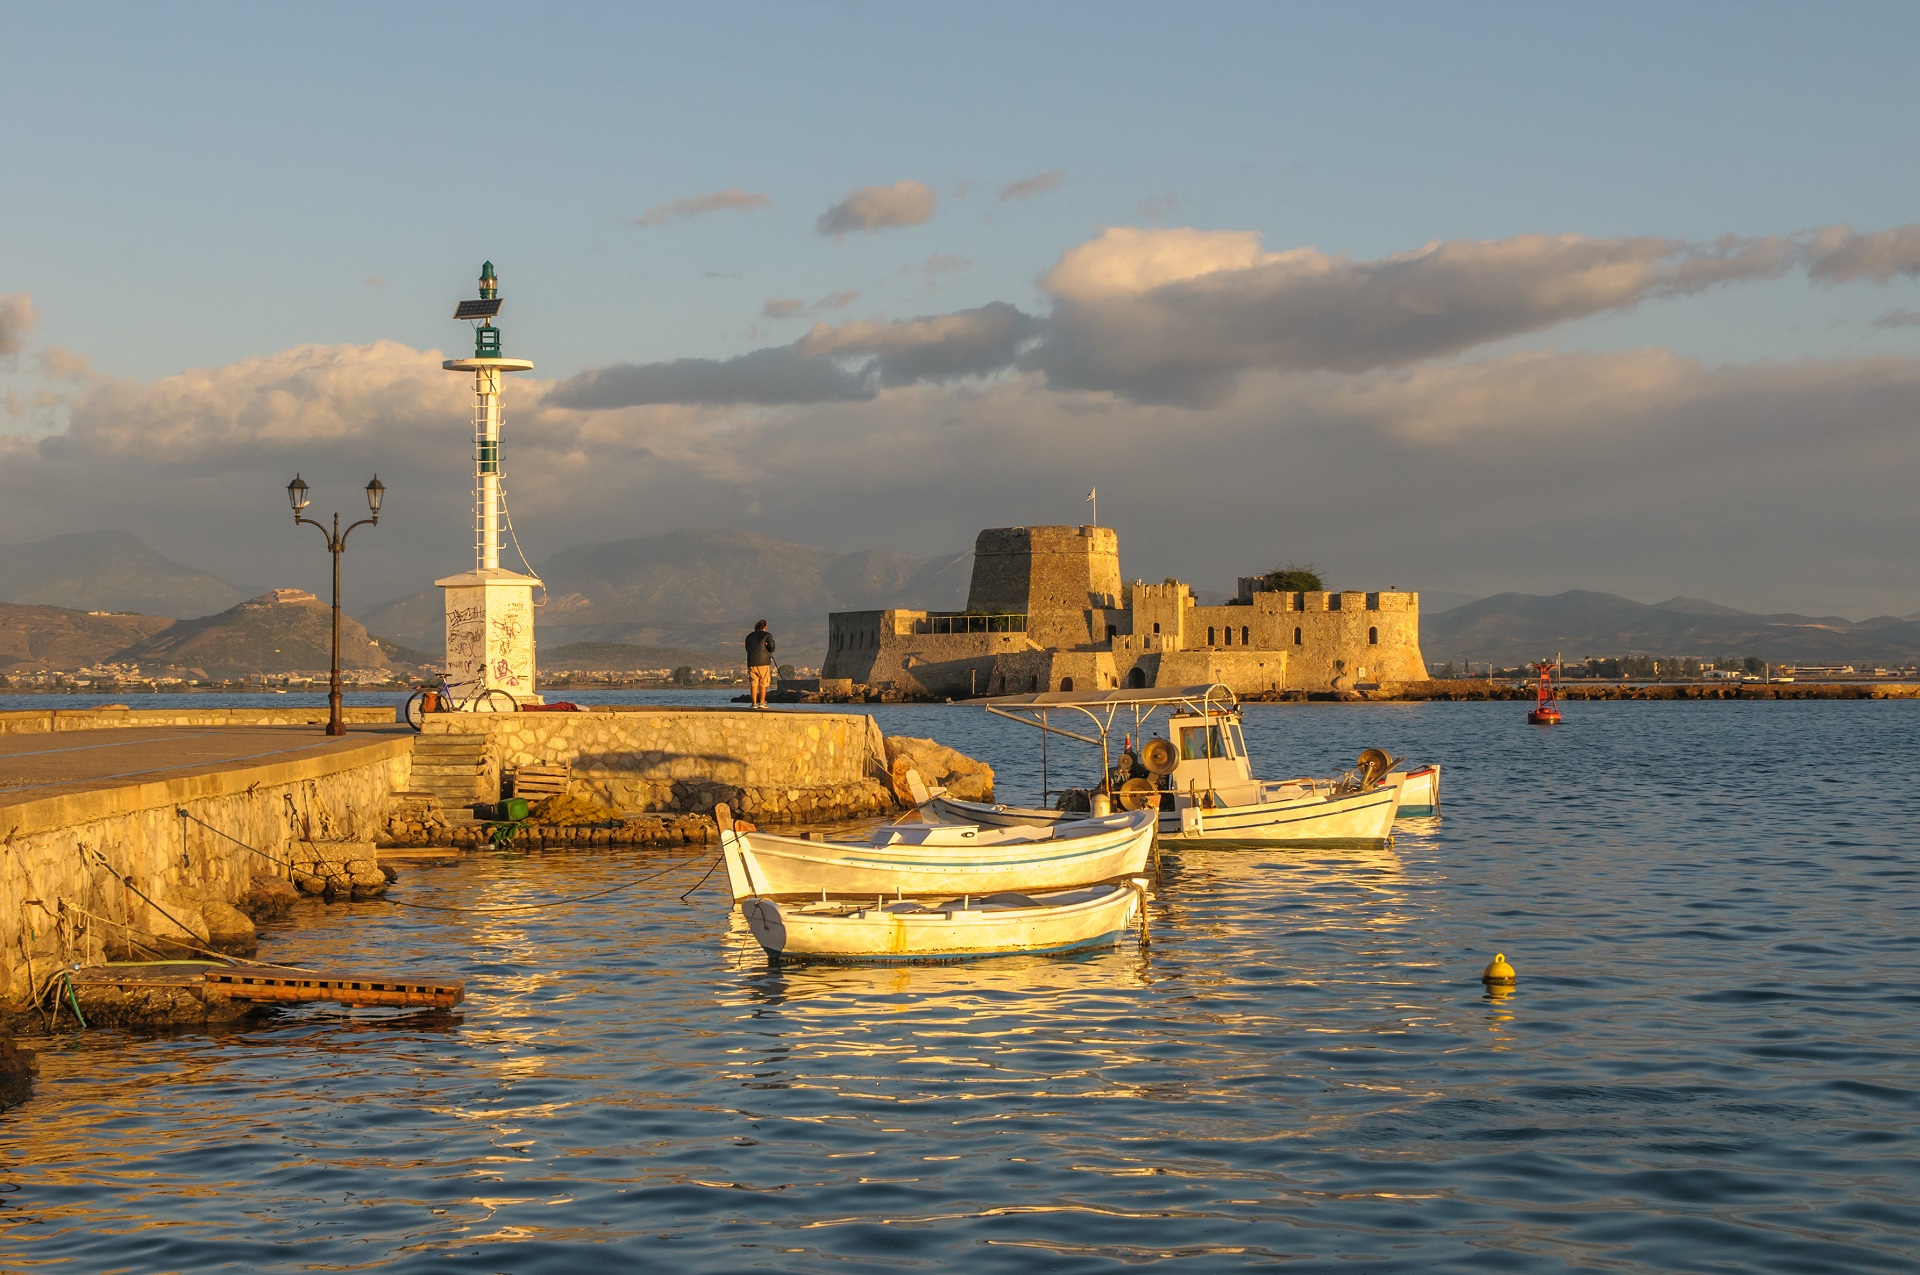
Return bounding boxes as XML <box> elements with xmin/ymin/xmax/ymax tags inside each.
<box><xmin>822</xmin><ymin>525</ymin><xmax>1426</xmax><ymax>698</ymax></box>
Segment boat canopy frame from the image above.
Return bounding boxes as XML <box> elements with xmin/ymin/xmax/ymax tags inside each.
<box><xmin>982</xmin><ymin>683</ymin><xmax>1240</xmax><ymax>802</ymax></box>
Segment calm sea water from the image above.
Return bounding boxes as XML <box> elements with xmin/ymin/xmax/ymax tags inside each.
<box><xmin>4</xmin><ymin>699</ymin><xmax>1917</xmax><ymax>1272</ymax></box>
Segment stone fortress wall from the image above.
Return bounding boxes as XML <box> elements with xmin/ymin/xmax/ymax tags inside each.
<box><xmin>822</xmin><ymin>525</ymin><xmax>1426</xmax><ymax>698</ymax></box>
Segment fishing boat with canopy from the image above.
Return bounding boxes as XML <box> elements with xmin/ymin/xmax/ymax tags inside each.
<box><xmin>926</xmin><ymin>684</ymin><xmax>1432</xmax><ymax>846</ymax></box>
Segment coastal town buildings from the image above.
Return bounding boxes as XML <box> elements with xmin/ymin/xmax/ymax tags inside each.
<box><xmin>822</xmin><ymin>525</ymin><xmax>1427</xmax><ymax>697</ymax></box>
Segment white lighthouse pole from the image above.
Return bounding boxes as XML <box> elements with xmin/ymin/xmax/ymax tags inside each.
<box><xmin>437</xmin><ymin>261</ymin><xmax>541</xmax><ymax>704</ymax></box>
<box><xmin>473</xmin><ymin>364</ymin><xmax>503</xmax><ymax>571</ymax></box>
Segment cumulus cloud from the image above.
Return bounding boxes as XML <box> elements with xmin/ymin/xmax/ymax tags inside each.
<box><xmin>998</xmin><ymin>170</ymin><xmax>1064</xmax><ymax>201</ymax></box>
<box><xmin>1025</xmin><ymin>227</ymin><xmax>1804</xmax><ymax>404</ymax></box>
<box><xmin>1807</xmin><ymin>224</ymin><xmax>1920</xmax><ymax>284</ymax></box>
<box><xmin>636</xmin><ymin>189</ymin><xmax>772</xmax><ymax>228</ymax></box>
<box><xmin>762</xmin><ymin>298</ymin><xmax>806</xmax><ymax>320</ymax></box>
<box><xmin>0</xmin><ymin>294</ymin><xmax>37</xmax><ymax>355</ymax></box>
<box><xmin>39</xmin><ymin>347</ymin><xmax>94</xmax><ymax>381</ymax></box>
<box><xmin>816</xmin><ymin>181</ymin><xmax>937</xmax><ymax>236</ymax></box>
<box><xmin>1873</xmin><ymin>308</ymin><xmax>1920</xmax><ymax>329</ymax></box>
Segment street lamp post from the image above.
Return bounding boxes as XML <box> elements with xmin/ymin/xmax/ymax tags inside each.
<box><xmin>287</xmin><ymin>474</ymin><xmax>385</xmax><ymax>736</ymax></box>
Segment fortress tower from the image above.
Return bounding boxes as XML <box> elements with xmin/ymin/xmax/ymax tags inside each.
<box><xmin>966</xmin><ymin>525</ymin><xmax>1122</xmax><ymax>648</ymax></box>
<box><xmin>436</xmin><ymin>262</ymin><xmax>541</xmax><ymax>699</ymax></box>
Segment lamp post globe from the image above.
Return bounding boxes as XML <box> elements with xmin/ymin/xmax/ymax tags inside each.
<box><xmin>287</xmin><ymin>474</ymin><xmax>310</xmax><ymax>514</ymax></box>
<box><xmin>366</xmin><ymin>475</ymin><xmax>385</xmax><ymax>516</ymax></box>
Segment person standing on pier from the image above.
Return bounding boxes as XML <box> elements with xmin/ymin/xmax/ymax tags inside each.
<box><xmin>745</xmin><ymin>620</ymin><xmax>776</xmax><ymax>709</ymax></box>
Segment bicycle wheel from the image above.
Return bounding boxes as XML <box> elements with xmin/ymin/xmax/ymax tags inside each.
<box><xmin>404</xmin><ymin>691</ymin><xmax>428</xmax><ymax>731</ymax></box>
<box><xmin>473</xmin><ymin>688</ymin><xmax>518</xmax><ymax>713</ymax></box>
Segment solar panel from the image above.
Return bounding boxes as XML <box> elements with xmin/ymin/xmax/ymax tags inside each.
<box><xmin>454</xmin><ymin>298</ymin><xmax>504</xmax><ymax>320</ymax></box>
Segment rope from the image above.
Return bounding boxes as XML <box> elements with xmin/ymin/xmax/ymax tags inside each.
<box><xmin>678</xmin><ymin>854</ymin><xmax>723</xmax><ymax>901</ymax></box>
<box><xmin>495</xmin><ymin>477</ymin><xmax>548</xmax><ymax>608</ymax></box>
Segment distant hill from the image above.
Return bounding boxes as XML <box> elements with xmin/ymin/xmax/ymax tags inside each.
<box><xmin>543</xmin><ymin>641</ymin><xmax>729</xmax><ymax>671</ymax></box>
<box><xmin>0</xmin><ymin>530</ymin><xmax>253</xmax><ymax>618</ymax></box>
<box><xmin>1423</xmin><ymin>590</ymin><xmax>1920</xmax><ymax>667</ymax></box>
<box><xmin>119</xmin><ymin>589</ymin><xmax>392</xmax><ymax>678</ymax></box>
<box><xmin>358</xmin><ymin>529</ymin><xmax>972</xmax><ymax>661</ymax></box>
<box><xmin>0</xmin><ymin>602</ymin><xmax>175</xmax><ymax>671</ymax></box>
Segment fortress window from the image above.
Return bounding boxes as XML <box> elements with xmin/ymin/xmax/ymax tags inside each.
<box><xmin>1060</xmin><ymin>677</ymin><xmax>1074</xmax><ymax>692</ymax></box>
<box><xmin>1128</xmin><ymin>666</ymin><xmax>1146</xmax><ymax>688</ymax></box>
<box><xmin>1293</xmin><ymin>627</ymin><xmax>1302</xmax><ymax>645</ymax></box>
<box><xmin>1152</xmin><ymin>622</ymin><xmax>1161</xmax><ymax>635</ymax></box>
<box><xmin>1107</xmin><ymin>624</ymin><xmax>1117</xmax><ymax>639</ymax></box>
<box><xmin>1222</xmin><ymin>627</ymin><xmax>1230</xmax><ymax>646</ymax></box>
<box><xmin>1207</xmin><ymin>626</ymin><xmax>1216</xmax><ymax>645</ymax></box>
<box><xmin>1368</xmin><ymin>626</ymin><xmax>1379</xmax><ymax>645</ymax></box>
<box><xmin>1242</xmin><ymin>625</ymin><xmax>1250</xmax><ymax>645</ymax></box>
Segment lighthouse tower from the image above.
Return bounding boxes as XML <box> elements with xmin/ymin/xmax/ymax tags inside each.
<box><xmin>436</xmin><ymin>261</ymin><xmax>541</xmax><ymax>700</ymax></box>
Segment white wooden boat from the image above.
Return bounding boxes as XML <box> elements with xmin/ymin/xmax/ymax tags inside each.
<box><xmin>731</xmin><ymin>861</ymin><xmax>1147</xmax><ymax>963</ymax></box>
<box><xmin>717</xmin><ymin>805</ymin><xmax>1155</xmax><ymax>901</ymax></box>
<box><xmin>925</xmin><ymin>685</ymin><xmax>1410</xmax><ymax>847</ymax></box>
<box><xmin>932</xmin><ymin>782</ymin><xmax>1398</xmax><ymax>846</ymax></box>
<box><xmin>1391</xmin><ymin>764</ymin><xmax>1442</xmax><ymax>817</ymax></box>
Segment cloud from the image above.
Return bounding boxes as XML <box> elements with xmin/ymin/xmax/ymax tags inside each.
<box><xmin>816</xmin><ymin>181</ymin><xmax>937</xmax><ymax>236</ymax></box>
<box><xmin>364</xmin><ymin>276</ymin><xmax>385</xmax><ymax>289</ymax></box>
<box><xmin>799</xmin><ymin>302</ymin><xmax>1038</xmax><ymax>386</ymax></box>
<box><xmin>1874</xmin><ymin>308</ymin><xmax>1920</xmax><ymax>329</ymax></box>
<box><xmin>546</xmin><ymin>303</ymin><xmax>1037</xmax><ymax>408</ymax></box>
<box><xmin>761</xmin><ymin>292</ymin><xmax>862</xmax><ymax>324</ymax></box>
<box><xmin>39</xmin><ymin>347</ymin><xmax>94</xmax><ymax>381</ymax></box>
<box><xmin>8</xmin><ymin>335</ymin><xmax>1920</xmax><ymax>618</ymax></box>
<box><xmin>1137</xmin><ymin>193</ymin><xmax>1180</xmax><ymax>223</ymax></box>
<box><xmin>924</xmin><ymin>253</ymin><xmax>970</xmax><ymax>281</ymax></box>
<box><xmin>636</xmin><ymin>189</ymin><xmax>772</xmax><ymax>228</ymax></box>
<box><xmin>545</xmin><ymin>344</ymin><xmax>872</xmax><ymax>409</ymax></box>
<box><xmin>1807</xmin><ymin>224</ymin><xmax>1920</xmax><ymax>284</ymax></box>
<box><xmin>998</xmin><ymin>170</ymin><xmax>1064</xmax><ymax>201</ymax></box>
<box><xmin>0</xmin><ymin>294</ymin><xmax>37</xmax><ymax>355</ymax></box>
<box><xmin>1024</xmin><ymin>226</ymin><xmax>1804</xmax><ymax>404</ymax></box>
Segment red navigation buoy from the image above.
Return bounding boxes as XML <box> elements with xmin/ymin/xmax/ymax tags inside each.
<box><xmin>1527</xmin><ymin>656</ymin><xmax>1563</xmax><ymax>725</ymax></box>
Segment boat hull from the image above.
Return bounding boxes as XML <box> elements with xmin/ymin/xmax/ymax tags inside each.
<box><xmin>740</xmin><ymin>882</ymin><xmax>1143</xmax><ymax>961</ymax></box>
<box><xmin>932</xmin><ymin>784</ymin><xmax>1399</xmax><ymax>847</ymax></box>
<box><xmin>719</xmin><ymin>809</ymin><xmax>1155</xmax><ymax>900</ymax></box>
<box><xmin>1392</xmin><ymin>765</ymin><xmax>1442</xmax><ymax>817</ymax></box>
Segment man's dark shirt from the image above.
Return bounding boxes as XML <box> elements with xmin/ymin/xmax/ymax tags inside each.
<box><xmin>746</xmin><ymin>630</ymin><xmax>776</xmax><ymax>667</ymax></box>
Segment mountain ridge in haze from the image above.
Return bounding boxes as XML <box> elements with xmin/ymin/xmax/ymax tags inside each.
<box><xmin>0</xmin><ymin>530</ymin><xmax>255</xmax><ymax>618</ymax></box>
<box><xmin>1424</xmin><ymin>590</ymin><xmax>1920</xmax><ymax>667</ymax></box>
<box><xmin>358</xmin><ymin>528</ymin><xmax>972</xmax><ymax>661</ymax></box>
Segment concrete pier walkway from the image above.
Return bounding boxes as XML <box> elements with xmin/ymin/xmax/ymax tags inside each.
<box><xmin>0</xmin><ymin>726</ymin><xmax>410</xmax><ymax>813</ymax></box>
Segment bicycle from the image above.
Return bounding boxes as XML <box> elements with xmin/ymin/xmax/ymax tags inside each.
<box><xmin>404</xmin><ymin>676</ymin><xmax>518</xmax><ymax>730</ymax></box>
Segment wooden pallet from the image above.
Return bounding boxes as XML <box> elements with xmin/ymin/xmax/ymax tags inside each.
<box><xmin>510</xmin><ymin>762</ymin><xmax>572</xmax><ymax>800</ymax></box>
<box><xmin>205</xmin><ymin>965</ymin><xmax>464</xmax><ymax>1009</ymax></box>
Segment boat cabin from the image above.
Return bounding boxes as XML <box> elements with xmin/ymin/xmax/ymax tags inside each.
<box><xmin>1151</xmin><ymin>710</ymin><xmax>1257</xmax><ymax>805</ymax></box>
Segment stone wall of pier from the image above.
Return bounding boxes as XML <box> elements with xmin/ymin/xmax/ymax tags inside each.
<box><xmin>420</xmin><ymin>708</ymin><xmax>897</xmax><ymax>824</ymax></box>
<box><xmin>0</xmin><ymin>738</ymin><xmax>411</xmax><ymax>1010</ymax></box>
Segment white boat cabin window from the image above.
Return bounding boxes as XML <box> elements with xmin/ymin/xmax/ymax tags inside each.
<box><xmin>1180</xmin><ymin>722</ymin><xmax>1228</xmax><ymax>761</ymax></box>
<box><xmin>1229</xmin><ymin>719</ymin><xmax>1248</xmax><ymax>759</ymax></box>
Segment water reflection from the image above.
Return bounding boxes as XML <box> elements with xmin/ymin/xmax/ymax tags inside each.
<box><xmin>3</xmin><ymin>702</ymin><xmax>1918</xmax><ymax>1274</ymax></box>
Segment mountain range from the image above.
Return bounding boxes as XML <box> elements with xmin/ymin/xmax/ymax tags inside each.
<box><xmin>1422</xmin><ymin>591</ymin><xmax>1920</xmax><ymax>668</ymax></box>
<box><xmin>357</xmin><ymin>529</ymin><xmax>971</xmax><ymax>661</ymax></box>
<box><xmin>0</xmin><ymin>530</ymin><xmax>254</xmax><ymax>618</ymax></box>
<box><xmin>0</xmin><ymin>528</ymin><xmax>1915</xmax><ymax>674</ymax></box>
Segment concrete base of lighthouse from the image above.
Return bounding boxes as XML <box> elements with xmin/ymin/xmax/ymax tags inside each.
<box><xmin>436</xmin><ymin>567</ymin><xmax>542</xmax><ymax>702</ymax></box>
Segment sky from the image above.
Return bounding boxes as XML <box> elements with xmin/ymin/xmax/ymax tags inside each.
<box><xmin>4</xmin><ymin>1</ymin><xmax>1920</xmax><ymax>619</ymax></box>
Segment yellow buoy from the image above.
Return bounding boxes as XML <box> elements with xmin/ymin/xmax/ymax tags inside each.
<box><xmin>1482</xmin><ymin>952</ymin><xmax>1516</xmax><ymax>985</ymax></box>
